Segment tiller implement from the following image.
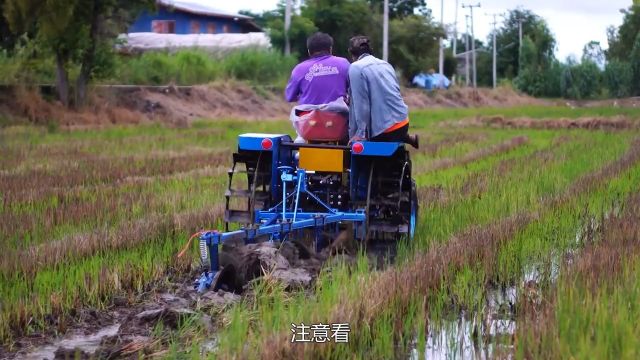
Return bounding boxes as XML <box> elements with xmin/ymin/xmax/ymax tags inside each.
<box><xmin>195</xmin><ymin>133</ymin><xmax>418</xmax><ymax>292</ymax></box>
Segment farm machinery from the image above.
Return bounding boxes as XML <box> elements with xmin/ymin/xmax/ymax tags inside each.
<box><xmin>195</xmin><ymin>133</ymin><xmax>418</xmax><ymax>292</ymax></box>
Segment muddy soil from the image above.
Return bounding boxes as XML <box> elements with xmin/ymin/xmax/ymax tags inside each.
<box><xmin>402</xmin><ymin>86</ymin><xmax>546</xmax><ymax>109</ymax></box>
<box><xmin>0</xmin><ymin>85</ymin><xmax>545</xmax><ymax>127</ymax></box>
<box><xmin>449</xmin><ymin>115</ymin><xmax>640</xmax><ymax>130</ymax></box>
<box><xmin>3</xmin><ymin>236</ymin><xmax>379</xmax><ymax>359</ymax></box>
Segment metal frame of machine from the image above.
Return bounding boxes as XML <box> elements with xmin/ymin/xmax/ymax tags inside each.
<box><xmin>195</xmin><ymin>133</ymin><xmax>418</xmax><ymax>292</ymax></box>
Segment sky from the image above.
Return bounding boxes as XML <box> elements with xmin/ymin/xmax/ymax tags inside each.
<box><xmin>213</xmin><ymin>0</ymin><xmax>633</xmax><ymax>60</ymax></box>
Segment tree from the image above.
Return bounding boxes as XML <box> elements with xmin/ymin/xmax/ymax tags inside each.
<box><xmin>495</xmin><ymin>8</ymin><xmax>556</xmax><ymax>79</ymax></box>
<box><xmin>388</xmin><ymin>14</ymin><xmax>443</xmax><ymax>80</ymax></box>
<box><xmin>302</xmin><ymin>0</ymin><xmax>375</xmax><ymax>57</ymax></box>
<box><xmin>367</xmin><ymin>0</ymin><xmax>429</xmax><ymax>19</ymax></box>
<box><xmin>514</xmin><ymin>36</ymin><xmax>544</xmax><ymax>95</ymax></box>
<box><xmin>607</xmin><ymin>4</ymin><xmax>640</xmax><ymax>62</ymax></box>
<box><xmin>603</xmin><ymin>60</ymin><xmax>632</xmax><ymax>98</ymax></box>
<box><xmin>0</xmin><ymin>0</ymin><xmax>20</xmax><ymax>50</ymax></box>
<box><xmin>254</xmin><ymin>5</ymin><xmax>318</xmax><ymax>59</ymax></box>
<box><xmin>3</xmin><ymin>0</ymin><xmax>152</xmax><ymax>107</ymax></box>
<box><xmin>560</xmin><ymin>57</ymin><xmax>601</xmax><ymax>99</ymax></box>
<box><xmin>251</xmin><ymin>0</ymin><xmax>441</xmax><ymax>82</ymax></box>
<box><xmin>631</xmin><ymin>32</ymin><xmax>640</xmax><ymax>95</ymax></box>
<box><xmin>582</xmin><ymin>41</ymin><xmax>605</xmax><ymax>68</ymax></box>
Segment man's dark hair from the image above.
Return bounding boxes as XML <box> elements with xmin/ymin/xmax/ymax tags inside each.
<box><xmin>348</xmin><ymin>35</ymin><xmax>372</xmax><ymax>57</ymax></box>
<box><xmin>307</xmin><ymin>32</ymin><xmax>333</xmax><ymax>55</ymax></box>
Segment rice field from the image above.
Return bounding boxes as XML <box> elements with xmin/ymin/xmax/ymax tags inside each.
<box><xmin>2</xmin><ymin>105</ymin><xmax>640</xmax><ymax>358</ymax></box>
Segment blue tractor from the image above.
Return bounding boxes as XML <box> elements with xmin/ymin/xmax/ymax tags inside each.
<box><xmin>195</xmin><ymin>133</ymin><xmax>418</xmax><ymax>292</ymax></box>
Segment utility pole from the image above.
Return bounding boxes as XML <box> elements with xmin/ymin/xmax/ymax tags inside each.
<box><xmin>438</xmin><ymin>0</ymin><xmax>444</xmax><ymax>75</ymax></box>
<box><xmin>518</xmin><ymin>19</ymin><xmax>523</xmax><ymax>49</ymax></box>
<box><xmin>383</xmin><ymin>0</ymin><xmax>389</xmax><ymax>61</ymax></box>
<box><xmin>453</xmin><ymin>0</ymin><xmax>459</xmax><ymax>56</ymax></box>
<box><xmin>488</xmin><ymin>13</ymin><xmax>498</xmax><ymax>88</ymax></box>
<box><xmin>465</xmin><ymin>14</ymin><xmax>470</xmax><ymax>86</ymax></box>
<box><xmin>284</xmin><ymin>0</ymin><xmax>292</xmax><ymax>56</ymax></box>
<box><xmin>462</xmin><ymin>3</ymin><xmax>480</xmax><ymax>88</ymax></box>
<box><xmin>383</xmin><ymin>0</ymin><xmax>411</xmax><ymax>63</ymax></box>
<box><xmin>452</xmin><ymin>0</ymin><xmax>459</xmax><ymax>84</ymax></box>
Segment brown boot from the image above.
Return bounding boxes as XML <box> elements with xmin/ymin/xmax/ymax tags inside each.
<box><xmin>405</xmin><ymin>134</ymin><xmax>419</xmax><ymax>149</ymax></box>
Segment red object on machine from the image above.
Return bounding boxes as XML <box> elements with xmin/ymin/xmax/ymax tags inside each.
<box><xmin>351</xmin><ymin>142</ymin><xmax>364</xmax><ymax>154</ymax></box>
<box><xmin>261</xmin><ymin>138</ymin><xmax>273</xmax><ymax>150</ymax></box>
<box><xmin>294</xmin><ymin>110</ymin><xmax>348</xmax><ymax>142</ymax></box>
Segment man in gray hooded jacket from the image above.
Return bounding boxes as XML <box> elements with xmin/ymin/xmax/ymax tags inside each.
<box><xmin>346</xmin><ymin>35</ymin><xmax>419</xmax><ymax>149</ymax></box>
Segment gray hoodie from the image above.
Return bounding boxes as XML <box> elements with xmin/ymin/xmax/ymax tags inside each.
<box><xmin>348</xmin><ymin>54</ymin><xmax>409</xmax><ymax>139</ymax></box>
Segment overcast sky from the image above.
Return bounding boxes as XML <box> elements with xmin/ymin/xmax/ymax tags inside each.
<box><xmin>214</xmin><ymin>0</ymin><xmax>633</xmax><ymax>60</ymax></box>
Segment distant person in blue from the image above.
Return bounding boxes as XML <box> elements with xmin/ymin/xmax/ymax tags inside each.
<box><xmin>412</xmin><ymin>69</ymin><xmax>451</xmax><ymax>90</ymax></box>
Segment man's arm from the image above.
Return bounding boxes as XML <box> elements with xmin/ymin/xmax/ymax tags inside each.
<box><xmin>348</xmin><ymin>66</ymin><xmax>370</xmax><ymax>141</ymax></box>
<box><xmin>284</xmin><ymin>67</ymin><xmax>301</xmax><ymax>102</ymax></box>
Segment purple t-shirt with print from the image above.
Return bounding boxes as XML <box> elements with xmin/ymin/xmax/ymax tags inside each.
<box><xmin>284</xmin><ymin>55</ymin><xmax>350</xmax><ymax>105</ymax></box>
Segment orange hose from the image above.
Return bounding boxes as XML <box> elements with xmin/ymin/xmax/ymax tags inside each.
<box><xmin>177</xmin><ymin>230</ymin><xmax>217</xmax><ymax>258</ymax></box>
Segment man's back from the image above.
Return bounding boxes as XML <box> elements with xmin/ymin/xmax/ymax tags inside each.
<box><xmin>285</xmin><ymin>55</ymin><xmax>350</xmax><ymax>105</ymax></box>
<box><xmin>348</xmin><ymin>54</ymin><xmax>408</xmax><ymax>139</ymax></box>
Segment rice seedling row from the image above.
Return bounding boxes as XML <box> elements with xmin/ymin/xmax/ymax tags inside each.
<box><xmin>1</xmin><ymin>107</ymin><xmax>639</xmax><ymax>358</ymax></box>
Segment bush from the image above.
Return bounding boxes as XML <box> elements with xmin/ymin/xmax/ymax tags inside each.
<box><xmin>603</xmin><ymin>60</ymin><xmax>632</xmax><ymax>98</ymax></box>
<box><xmin>113</xmin><ymin>49</ymin><xmax>295</xmax><ymax>86</ymax></box>
<box><xmin>222</xmin><ymin>49</ymin><xmax>297</xmax><ymax>85</ymax></box>
<box><xmin>561</xmin><ymin>60</ymin><xmax>602</xmax><ymax>99</ymax></box>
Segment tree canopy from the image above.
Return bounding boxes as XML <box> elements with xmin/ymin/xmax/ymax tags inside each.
<box><xmin>3</xmin><ymin>0</ymin><xmax>152</xmax><ymax>106</ymax></box>
<box><xmin>253</xmin><ymin>0</ymin><xmax>442</xmax><ymax>82</ymax></box>
<box><xmin>495</xmin><ymin>8</ymin><xmax>555</xmax><ymax>79</ymax></box>
<box><xmin>607</xmin><ymin>4</ymin><xmax>640</xmax><ymax>62</ymax></box>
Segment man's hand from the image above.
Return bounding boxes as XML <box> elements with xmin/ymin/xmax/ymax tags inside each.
<box><xmin>349</xmin><ymin>136</ymin><xmax>364</xmax><ymax>144</ymax></box>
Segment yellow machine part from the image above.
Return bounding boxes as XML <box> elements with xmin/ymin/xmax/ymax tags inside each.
<box><xmin>299</xmin><ymin>148</ymin><xmax>344</xmax><ymax>172</ymax></box>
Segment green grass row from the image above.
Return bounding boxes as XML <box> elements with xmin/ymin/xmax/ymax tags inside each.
<box><xmin>1</xmin><ymin>49</ymin><xmax>297</xmax><ymax>87</ymax></box>
<box><xmin>411</xmin><ymin>105</ymin><xmax>640</xmax><ymax>126</ymax></box>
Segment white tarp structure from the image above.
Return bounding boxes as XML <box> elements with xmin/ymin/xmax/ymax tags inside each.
<box><xmin>118</xmin><ymin>32</ymin><xmax>271</xmax><ymax>53</ymax></box>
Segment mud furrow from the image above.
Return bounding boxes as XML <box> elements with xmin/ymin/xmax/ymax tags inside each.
<box><xmin>418</xmin><ymin>136</ymin><xmax>529</xmax><ymax>173</ymax></box>
<box><xmin>0</xmin><ymin>205</ymin><xmax>224</xmax><ymax>277</ymax></box>
<box><xmin>450</xmin><ymin>115</ymin><xmax>639</xmax><ymax>130</ymax></box>
<box><xmin>0</xmin><ymin>151</ymin><xmax>229</xmax><ymax>198</ymax></box>
<box><xmin>0</xmin><ymin>166</ymin><xmax>226</xmax><ymax>247</ymax></box>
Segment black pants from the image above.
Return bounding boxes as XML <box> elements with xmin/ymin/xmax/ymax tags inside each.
<box><xmin>371</xmin><ymin>124</ymin><xmax>410</xmax><ymax>142</ymax></box>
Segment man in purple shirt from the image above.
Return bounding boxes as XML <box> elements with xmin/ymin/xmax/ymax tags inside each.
<box><xmin>285</xmin><ymin>32</ymin><xmax>350</xmax><ymax>105</ymax></box>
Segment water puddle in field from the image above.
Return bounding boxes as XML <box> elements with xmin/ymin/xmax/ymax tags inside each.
<box><xmin>411</xmin><ymin>285</ymin><xmax>517</xmax><ymax>360</ymax></box>
<box><xmin>22</xmin><ymin>324</ymin><xmax>120</xmax><ymax>360</ymax></box>
<box><xmin>410</xmin><ymin>214</ymin><xmax>608</xmax><ymax>359</ymax></box>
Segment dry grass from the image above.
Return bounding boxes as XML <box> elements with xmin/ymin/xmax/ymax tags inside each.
<box><xmin>1</xmin><ymin>151</ymin><xmax>229</xmax><ymax>202</ymax></box>
<box><xmin>451</xmin><ymin>115</ymin><xmax>639</xmax><ymax>130</ymax></box>
<box><xmin>0</xmin><ymin>204</ymin><xmax>225</xmax><ymax>276</ymax></box>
